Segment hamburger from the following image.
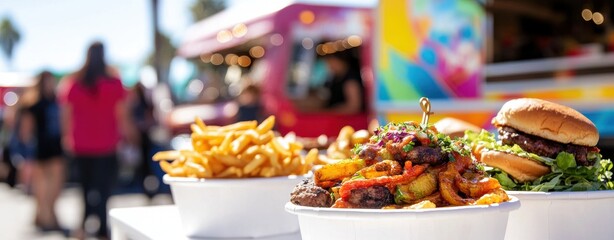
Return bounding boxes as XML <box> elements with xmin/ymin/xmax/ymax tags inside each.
<box><xmin>468</xmin><ymin>98</ymin><xmax>613</xmax><ymax>191</ymax></box>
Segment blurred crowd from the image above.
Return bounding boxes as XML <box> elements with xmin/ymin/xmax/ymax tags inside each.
<box><xmin>0</xmin><ymin>42</ymin><xmax>162</xmax><ymax>239</ymax></box>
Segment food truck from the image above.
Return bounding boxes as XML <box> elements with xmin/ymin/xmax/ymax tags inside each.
<box><xmin>177</xmin><ymin>0</ymin><xmax>614</xmax><ymax>154</ymax></box>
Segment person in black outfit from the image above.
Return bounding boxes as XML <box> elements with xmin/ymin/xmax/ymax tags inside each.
<box><xmin>130</xmin><ymin>82</ymin><xmax>156</xmax><ymax>198</ymax></box>
<box><xmin>321</xmin><ymin>49</ymin><xmax>366</xmax><ymax>114</ymax></box>
<box><xmin>28</xmin><ymin>71</ymin><xmax>65</xmax><ymax>232</ymax></box>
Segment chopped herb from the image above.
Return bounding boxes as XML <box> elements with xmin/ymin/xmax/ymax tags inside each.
<box><xmin>352</xmin><ymin>144</ymin><xmax>362</xmax><ymax>155</ymax></box>
<box><xmin>448</xmin><ymin>153</ymin><xmax>456</xmax><ymax>162</ymax></box>
<box><xmin>402</xmin><ymin>143</ymin><xmax>414</xmax><ymax>152</ymax></box>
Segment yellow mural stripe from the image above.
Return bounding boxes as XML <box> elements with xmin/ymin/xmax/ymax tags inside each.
<box><xmin>601</xmin><ymin>86</ymin><xmax>614</xmax><ymax>99</ymax></box>
<box><xmin>380</xmin><ymin>0</ymin><xmax>419</xmax><ymax>65</ymax></box>
<box><xmin>485</xmin><ymin>87</ymin><xmax>614</xmax><ymax>101</ymax></box>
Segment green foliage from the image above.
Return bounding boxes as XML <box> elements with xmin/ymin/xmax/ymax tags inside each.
<box><xmin>190</xmin><ymin>0</ymin><xmax>226</xmax><ymax>22</ymax></box>
<box><xmin>0</xmin><ymin>17</ymin><xmax>21</xmax><ymax>65</ymax></box>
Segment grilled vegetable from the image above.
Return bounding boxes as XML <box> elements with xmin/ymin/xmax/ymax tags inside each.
<box><xmin>315</xmin><ymin>158</ymin><xmax>366</xmax><ymax>187</ymax></box>
<box><xmin>395</xmin><ymin>171</ymin><xmax>438</xmax><ymax>204</ymax></box>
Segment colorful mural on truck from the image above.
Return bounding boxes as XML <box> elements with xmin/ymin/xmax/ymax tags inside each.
<box><xmin>376</xmin><ymin>0</ymin><xmax>484</xmax><ymax>101</ymax></box>
<box><xmin>374</xmin><ymin>0</ymin><xmax>614</xmax><ymax>139</ymax></box>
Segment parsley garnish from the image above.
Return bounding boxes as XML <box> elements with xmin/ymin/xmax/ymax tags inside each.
<box><xmin>352</xmin><ymin>144</ymin><xmax>362</xmax><ymax>155</ymax></box>
<box><xmin>403</xmin><ymin>142</ymin><xmax>414</xmax><ymax>152</ymax></box>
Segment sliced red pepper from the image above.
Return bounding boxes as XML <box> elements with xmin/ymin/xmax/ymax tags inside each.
<box><xmin>338</xmin><ymin>162</ymin><xmax>427</xmax><ymax>201</ymax></box>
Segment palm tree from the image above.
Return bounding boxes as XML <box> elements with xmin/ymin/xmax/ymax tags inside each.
<box><xmin>151</xmin><ymin>0</ymin><xmax>163</xmax><ymax>83</ymax></box>
<box><xmin>0</xmin><ymin>17</ymin><xmax>21</xmax><ymax>70</ymax></box>
<box><xmin>190</xmin><ymin>0</ymin><xmax>226</xmax><ymax>22</ymax></box>
<box><xmin>148</xmin><ymin>0</ymin><xmax>225</xmax><ymax>90</ymax></box>
<box><xmin>146</xmin><ymin>32</ymin><xmax>175</xmax><ymax>85</ymax></box>
<box><xmin>190</xmin><ymin>0</ymin><xmax>226</xmax><ymax>74</ymax></box>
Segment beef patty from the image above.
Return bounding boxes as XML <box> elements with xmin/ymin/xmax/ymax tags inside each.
<box><xmin>497</xmin><ymin>126</ymin><xmax>596</xmax><ymax>166</ymax></box>
<box><xmin>347</xmin><ymin>185</ymin><xmax>394</xmax><ymax>209</ymax></box>
<box><xmin>290</xmin><ymin>179</ymin><xmax>333</xmax><ymax>207</ymax></box>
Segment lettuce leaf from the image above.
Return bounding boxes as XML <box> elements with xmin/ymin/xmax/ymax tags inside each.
<box><xmin>465</xmin><ymin>130</ymin><xmax>614</xmax><ymax>192</ymax></box>
<box><xmin>556</xmin><ymin>152</ymin><xmax>576</xmax><ymax>170</ymax></box>
<box><xmin>464</xmin><ymin>130</ymin><xmax>554</xmax><ymax>165</ymax></box>
<box><xmin>492</xmin><ymin>170</ymin><xmax>517</xmax><ymax>189</ymax></box>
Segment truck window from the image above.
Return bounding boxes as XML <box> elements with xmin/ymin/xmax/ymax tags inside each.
<box><xmin>287</xmin><ymin>39</ymin><xmax>365</xmax><ymax>114</ymax></box>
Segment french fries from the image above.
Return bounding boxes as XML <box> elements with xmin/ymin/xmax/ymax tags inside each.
<box><xmin>152</xmin><ymin>116</ymin><xmax>314</xmax><ymax>178</ymax></box>
<box><xmin>314</xmin><ymin>126</ymin><xmax>373</xmax><ymax>165</ymax></box>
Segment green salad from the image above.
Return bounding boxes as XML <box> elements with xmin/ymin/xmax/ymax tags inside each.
<box><xmin>465</xmin><ymin>130</ymin><xmax>614</xmax><ymax>192</ymax></box>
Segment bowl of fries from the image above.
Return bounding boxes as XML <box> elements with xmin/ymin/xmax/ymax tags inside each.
<box><xmin>503</xmin><ymin>190</ymin><xmax>614</xmax><ymax>240</ymax></box>
<box><xmin>154</xmin><ymin>116</ymin><xmax>318</xmax><ymax>238</ymax></box>
<box><xmin>285</xmin><ymin>197</ymin><xmax>519</xmax><ymax>240</ymax></box>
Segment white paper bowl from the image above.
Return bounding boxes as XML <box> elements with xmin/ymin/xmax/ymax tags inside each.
<box><xmin>163</xmin><ymin>174</ymin><xmax>305</xmax><ymax>238</ymax></box>
<box><xmin>505</xmin><ymin>190</ymin><xmax>614</xmax><ymax>240</ymax></box>
<box><xmin>285</xmin><ymin>196</ymin><xmax>520</xmax><ymax>240</ymax></box>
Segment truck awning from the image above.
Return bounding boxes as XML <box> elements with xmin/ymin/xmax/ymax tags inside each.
<box><xmin>177</xmin><ymin>0</ymin><xmax>376</xmax><ymax>58</ymax></box>
<box><xmin>177</xmin><ymin>1</ymin><xmax>294</xmax><ymax>58</ymax></box>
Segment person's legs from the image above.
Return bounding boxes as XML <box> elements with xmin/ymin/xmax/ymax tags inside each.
<box><xmin>89</xmin><ymin>154</ymin><xmax>118</xmax><ymax>238</ymax></box>
<box><xmin>76</xmin><ymin>156</ymin><xmax>93</xmax><ymax>233</ymax></box>
<box><xmin>140</xmin><ymin>133</ymin><xmax>155</xmax><ymax>198</ymax></box>
<box><xmin>47</xmin><ymin>156</ymin><xmax>64</xmax><ymax>228</ymax></box>
<box><xmin>36</xmin><ymin>158</ymin><xmax>64</xmax><ymax>230</ymax></box>
<box><xmin>31</xmin><ymin>161</ymin><xmax>47</xmax><ymax>228</ymax></box>
<box><xmin>3</xmin><ymin>147</ymin><xmax>17</xmax><ymax>187</ymax></box>
<box><xmin>32</xmin><ymin>157</ymin><xmax>64</xmax><ymax>230</ymax></box>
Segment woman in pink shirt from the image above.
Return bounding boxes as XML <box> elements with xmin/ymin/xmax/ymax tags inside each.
<box><xmin>58</xmin><ymin>42</ymin><xmax>131</xmax><ymax>239</ymax></box>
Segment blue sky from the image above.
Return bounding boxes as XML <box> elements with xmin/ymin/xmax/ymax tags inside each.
<box><xmin>0</xmin><ymin>0</ymin><xmax>194</xmax><ymax>73</ymax></box>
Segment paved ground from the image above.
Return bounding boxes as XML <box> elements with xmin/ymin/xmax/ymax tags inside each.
<box><xmin>0</xmin><ymin>183</ymin><xmax>173</xmax><ymax>240</ymax></box>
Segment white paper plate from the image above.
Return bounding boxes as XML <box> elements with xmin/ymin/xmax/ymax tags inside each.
<box><xmin>505</xmin><ymin>190</ymin><xmax>614</xmax><ymax>240</ymax></box>
<box><xmin>164</xmin><ymin>175</ymin><xmax>306</xmax><ymax>238</ymax></box>
<box><xmin>286</xmin><ymin>196</ymin><xmax>520</xmax><ymax>240</ymax></box>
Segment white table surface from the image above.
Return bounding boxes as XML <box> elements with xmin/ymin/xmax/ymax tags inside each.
<box><xmin>109</xmin><ymin>205</ymin><xmax>302</xmax><ymax>240</ymax></box>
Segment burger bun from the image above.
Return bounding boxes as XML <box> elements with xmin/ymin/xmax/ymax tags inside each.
<box><xmin>480</xmin><ymin>150</ymin><xmax>551</xmax><ymax>183</ymax></box>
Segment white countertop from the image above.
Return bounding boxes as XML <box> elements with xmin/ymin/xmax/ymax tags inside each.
<box><xmin>109</xmin><ymin>205</ymin><xmax>301</xmax><ymax>240</ymax></box>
